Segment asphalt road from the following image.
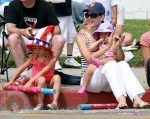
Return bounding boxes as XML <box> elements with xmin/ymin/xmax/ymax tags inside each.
<box><xmin>0</xmin><ymin>109</ymin><xmax>150</xmax><ymax>119</ymax></box>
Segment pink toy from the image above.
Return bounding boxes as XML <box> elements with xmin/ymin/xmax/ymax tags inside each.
<box><xmin>2</xmin><ymin>84</ymin><xmax>55</xmax><ymax>94</ymax></box>
<box><xmin>78</xmin><ymin>103</ymin><xmax>117</xmax><ymax>110</ymax></box>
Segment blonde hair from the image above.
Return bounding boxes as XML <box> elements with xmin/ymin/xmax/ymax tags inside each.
<box><xmin>32</xmin><ymin>46</ymin><xmax>52</xmax><ymax>59</ymax></box>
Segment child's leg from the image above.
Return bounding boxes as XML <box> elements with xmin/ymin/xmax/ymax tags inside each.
<box><xmin>91</xmin><ymin>56</ymin><xmax>100</xmax><ymax>68</ymax></box>
<box><xmin>78</xmin><ymin>64</ymin><xmax>97</xmax><ymax>93</ymax></box>
<box><xmin>82</xmin><ymin>64</ymin><xmax>97</xmax><ymax>88</ymax></box>
<box><xmin>47</xmin><ymin>75</ymin><xmax>61</xmax><ymax>110</ymax></box>
<box><xmin>37</xmin><ymin>77</ymin><xmax>46</xmax><ymax>105</ymax></box>
<box><xmin>33</xmin><ymin>76</ymin><xmax>46</xmax><ymax>110</ymax></box>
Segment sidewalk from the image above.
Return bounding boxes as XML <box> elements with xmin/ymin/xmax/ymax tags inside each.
<box><xmin>0</xmin><ymin>67</ymin><xmax>149</xmax><ymax>90</ymax></box>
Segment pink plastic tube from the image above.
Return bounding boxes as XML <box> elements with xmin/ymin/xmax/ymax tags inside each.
<box><xmin>2</xmin><ymin>84</ymin><xmax>55</xmax><ymax>94</ymax></box>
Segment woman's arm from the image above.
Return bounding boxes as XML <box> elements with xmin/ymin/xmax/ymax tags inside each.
<box><xmin>76</xmin><ymin>31</ymin><xmax>113</xmax><ymax>64</ymax></box>
<box><xmin>112</xmin><ymin>35</ymin><xmax>125</xmax><ymax>61</ymax></box>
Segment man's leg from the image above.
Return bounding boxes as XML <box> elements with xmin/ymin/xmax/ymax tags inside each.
<box><xmin>51</xmin><ymin>35</ymin><xmax>65</xmax><ymax>59</ymax></box>
<box><xmin>64</xmin><ymin>16</ymin><xmax>81</xmax><ymax>68</ymax></box>
<box><xmin>8</xmin><ymin>34</ymin><xmax>30</xmax><ymax>78</ymax></box>
<box><xmin>8</xmin><ymin>34</ymin><xmax>26</xmax><ymax>67</ymax></box>
<box><xmin>64</xmin><ymin>42</ymin><xmax>81</xmax><ymax>68</ymax></box>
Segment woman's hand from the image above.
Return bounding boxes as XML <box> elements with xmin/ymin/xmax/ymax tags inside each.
<box><xmin>111</xmin><ymin>34</ymin><xmax>125</xmax><ymax>53</ymax></box>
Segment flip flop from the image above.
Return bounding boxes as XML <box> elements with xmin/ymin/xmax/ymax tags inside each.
<box><xmin>133</xmin><ymin>102</ymin><xmax>150</xmax><ymax>109</ymax></box>
<box><xmin>115</xmin><ymin>102</ymin><xmax>128</xmax><ymax>109</ymax></box>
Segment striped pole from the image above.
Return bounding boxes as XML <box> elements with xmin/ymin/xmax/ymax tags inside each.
<box><xmin>2</xmin><ymin>84</ymin><xmax>55</xmax><ymax>94</ymax></box>
<box><xmin>78</xmin><ymin>103</ymin><xmax>117</xmax><ymax>110</ymax></box>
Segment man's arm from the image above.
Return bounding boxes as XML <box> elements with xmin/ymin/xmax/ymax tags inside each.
<box><xmin>54</xmin><ymin>25</ymin><xmax>61</xmax><ymax>35</ymax></box>
<box><xmin>6</xmin><ymin>23</ymin><xmax>33</xmax><ymax>38</ymax></box>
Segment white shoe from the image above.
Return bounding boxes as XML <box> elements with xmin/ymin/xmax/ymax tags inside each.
<box><xmin>33</xmin><ymin>104</ymin><xmax>43</xmax><ymax>110</ymax></box>
<box><xmin>55</xmin><ymin>61</ymin><xmax>62</xmax><ymax>70</ymax></box>
<box><xmin>64</xmin><ymin>58</ymin><xmax>81</xmax><ymax>68</ymax></box>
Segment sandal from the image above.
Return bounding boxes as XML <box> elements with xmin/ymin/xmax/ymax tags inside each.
<box><xmin>47</xmin><ymin>103</ymin><xmax>58</xmax><ymax>110</ymax></box>
<box><xmin>115</xmin><ymin>102</ymin><xmax>128</xmax><ymax>109</ymax></box>
<box><xmin>133</xmin><ymin>102</ymin><xmax>150</xmax><ymax>109</ymax></box>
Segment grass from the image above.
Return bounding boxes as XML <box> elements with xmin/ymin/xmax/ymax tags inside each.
<box><xmin>0</xmin><ymin>20</ymin><xmax>149</xmax><ymax>67</ymax></box>
<box><xmin>123</xmin><ymin>20</ymin><xmax>150</xmax><ymax>67</ymax></box>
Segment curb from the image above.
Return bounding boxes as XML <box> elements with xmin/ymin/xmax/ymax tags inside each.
<box><xmin>1</xmin><ymin>90</ymin><xmax>150</xmax><ymax>111</ymax></box>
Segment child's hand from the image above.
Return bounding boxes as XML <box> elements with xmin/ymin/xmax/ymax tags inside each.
<box><xmin>23</xmin><ymin>81</ymin><xmax>32</xmax><ymax>91</ymax></box>
<box><xmin>106</xmin><ymin>32</ymin><xmax>114</xmax><ymax>49</ymax></box>
<box><xmin>3</xmin><ymin>80</ymin><xmax>14</xmax><ymax>88</ymax></box>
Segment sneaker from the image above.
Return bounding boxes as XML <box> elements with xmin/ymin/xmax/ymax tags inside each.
<box><xmin>33</xmin><ymin>104</ymin><xmax>43</xmax><ymax>110</ymax></box>
<box><xmin>55</xmin><ymin>61</ymin><xmax>62</xmax><ymax>70</ymax></box>
<box><xmin>47</xmin><ymin>103</ymin><xmax>58</xmax><ymax>110</ymax></box>
<box><xmin>14</xmin><ymin>76</ymin><xmax>29</xmax><ymax>86</ymax></box>
<box><xmin>64</xmin><ymin>58</ymin><xmax>81</xmax><ymax>68</ymax></box>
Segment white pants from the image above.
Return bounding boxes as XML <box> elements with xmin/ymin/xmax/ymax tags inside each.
<box><xmin>82</xmin><ymin>61</ymin><xmax>145</xmax><ymax>102</ymax></box>
<box><xmin>58</xmin><ymin>16</ymin><xmax>77</xmax><ymax>43</ymax></box>
<box><xmin>117</xmin><ymin>2</ymin><xmax>125</xmax><ymax>25</ymax></box>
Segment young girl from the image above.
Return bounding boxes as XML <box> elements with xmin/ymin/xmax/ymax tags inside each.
<box><xmin>78</xmin><ymin>23</ymin><xmax>118</xmax><ymax>93</ymax></box>
<box><xmin>3</xmin><ymin>25</ymin><xmax>61</xmax><ymax>110</ymax></box>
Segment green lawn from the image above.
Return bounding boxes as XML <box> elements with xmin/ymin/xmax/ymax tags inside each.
<box><xmin>124</xmin><ymin>20</ymin><xmax>149</xmax><ymax>67</ymax></box>
<box><xmin>0</xmin><ymin>20</ymin><xmax>149</xmax><ymax>67</ymax></box>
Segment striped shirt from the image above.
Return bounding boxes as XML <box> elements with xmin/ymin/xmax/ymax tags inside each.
<box><xmin>80</xmin><ymin>32</ymin><xmax>92</xmax><ymax>78</ymax></box>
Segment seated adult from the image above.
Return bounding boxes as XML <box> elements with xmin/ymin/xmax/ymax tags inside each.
<box><xmin>5</xmin><ymin>0</ymin><xmax>65</xmax><ymax>79</ymax></box>
<box><xmin>76</xmin><ymin>2</ymin><xmax>150</xmax><ymax>109</ymax></box>
<box><xmin>140</xmin><ymin>31</ymin><xmax>150</xmax><ymax>87</ymax></box>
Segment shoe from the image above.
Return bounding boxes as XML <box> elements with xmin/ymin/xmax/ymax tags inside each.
<box><xmin>14</xmin><ymin>76</ymin><xmax>29</xmax><ymax>86</ymax></box>
<box><xmin>115</xmin><ymin>102</ymin><xmax>128</xmax><ymax>109</ymax></box>
<box><xmin>147</xmin><ymin>58</ymin><xmax>150</xmax><ymax>87</ymax></box>
<box><xmin>78</xmin><ymin>87</ymin><xmax>86</xmax><ymax>94</ymax></box>
<box><xmin>47</xmin><ymin>103</ymin><xmax>58</xmax><ymax>110</ymax></box>
<box><xmin>64</xmin><ymin>58</ymin><xmax>81</xmax><ymax>68</ymax></box>
<box><xmin>91</xmin><ymin>56</ymin><xmax>100</xmax><ymax>68</ymax></box>
<box><xmin>133</xmin><ymin>102</ymin><xmax>150</xmax><ymax>109</ymax></box>
<box><xmin>33</xmin><ymin>104</ymin><xmax>43</xmax><ymax>110</ymax></box>
<box><xmin>55</xmin><ymin>61</ymin><xmax>62</xmax><ymax>70</ymax></box>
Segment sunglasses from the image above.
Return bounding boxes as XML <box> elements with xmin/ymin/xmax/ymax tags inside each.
<box><xmin>84</xmin><ymin>13</ymin><xmax>102</xmax><ymax>19</ymax></box>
